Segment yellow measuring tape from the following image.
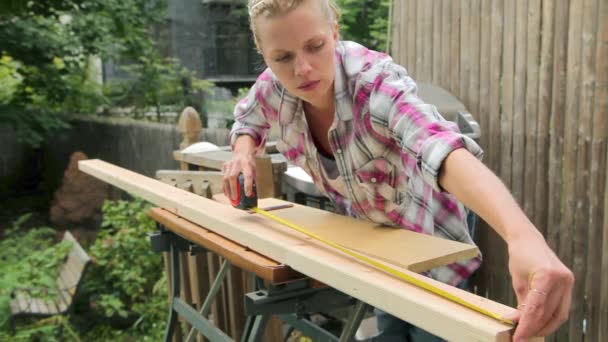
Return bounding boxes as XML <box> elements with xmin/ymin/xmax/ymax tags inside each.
<box><xmin>251</xmin><ymin>206</ymin><xmax>513</xmax><ymax>325</ymax></box>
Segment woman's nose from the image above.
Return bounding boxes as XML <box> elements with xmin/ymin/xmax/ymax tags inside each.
<box><xmin>294</xmin><ymin>55</ymin><xmax>312</xmax><ymax>77</ymax></box>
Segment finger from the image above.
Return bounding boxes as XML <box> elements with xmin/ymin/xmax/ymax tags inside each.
<box><xmin>242</xmin><ymin>167</ymin><xmax>255</xmax><ymax>197</ymax></box>
<box><xmin>535</xmin><ymin>275</ymin><xmax>574</xmax><ymax>336</ymax></box>
<box><xmin>228</xmin><ymin>173</ymin><xmax>238</xmax><ymax>200</ymax></box>
<box><xmin>222</xmin><ymin>164</ymin><xmax>231</xmax><ymax>198</ymax></box>
<box><xmin>512</xmin><ymin>277</ymin><xmax>555</xmax><ymax>340</ymax></box>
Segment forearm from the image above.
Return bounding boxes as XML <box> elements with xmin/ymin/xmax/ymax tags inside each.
<box><xmin>438</xmin><ymin>148</ymin><xmax>544</xmax><ymax>244</ymax></box>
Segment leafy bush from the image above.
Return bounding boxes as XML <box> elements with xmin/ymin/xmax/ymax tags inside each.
<box><xmin>0</xmin><ymin>198</ymin><xmax>168</xmax><ymax>341</ymax></box>
<box><xmin>82</xmin><ymin>198</ymin><xmax>166</xmax><ymax>340</ymax></box>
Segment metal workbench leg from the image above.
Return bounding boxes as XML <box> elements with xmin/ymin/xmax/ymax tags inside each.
<box><xmin>185</xmin><ymin>259</ymin><xmax>231</xmax><ymax>342</ymax></box>
<box><xmin>338</xmin><ymin>300</ymin><xmax>369</xmax><ymax>342</ymax></box>
<box><xmin>164</xmin><ymin>241</ymin><xmax>181</xmax><ymax>342</ymax></box>
<box><xmin>241</xmin><ymin>314</ymin><xmax>271</xmax><ymax>342</ymax></box>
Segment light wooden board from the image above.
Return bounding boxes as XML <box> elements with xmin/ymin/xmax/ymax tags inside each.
<box><xmin>213</xmin><ymin>194</ymin><xmax>478</xmax><ymax>273</ymax></box>
<box><xmin>79</xmin><ymin>159</ymin><xmax>525</xmax><ymax>341</ymax></box>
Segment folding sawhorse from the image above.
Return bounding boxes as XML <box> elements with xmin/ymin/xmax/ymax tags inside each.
<box><xmin>148</xmin><ymin>207</ymin><xmax>370</xmax><ymax>342</ymax></box>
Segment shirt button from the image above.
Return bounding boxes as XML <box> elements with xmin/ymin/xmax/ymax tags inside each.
<box><xmin>371</xmin><ymin>177</ymin><xmax>377</xmax><ymax>183</ymax></box>
<box><xmin>336</xmin><ymin>149</ymin><xmax>342</xmax><ymax>154</ymax></box>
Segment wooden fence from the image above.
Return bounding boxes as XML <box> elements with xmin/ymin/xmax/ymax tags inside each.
<box><xmin>389</xmin><ymin>0</ymin><xmax>607</xmax><ymax>340</ymax></box>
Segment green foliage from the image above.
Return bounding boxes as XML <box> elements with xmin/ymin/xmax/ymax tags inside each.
<box><xmin>0</xmin><ymin>199</ymin><xmax>168</xmax><ymax>340</ymax></box>
<box><xmin>0</xmin><ymin>55</ymin><xmax>22</xmax><ymax>104</ymax></box>
<box><xmin>0</xmin><ymin>214</ymin><xmax>73</xmax><ymax>340</ymax></box>
<box><xmin>337</xmin><ymin>0</ymin><xmax>391</xmax><ymax>52</ymax></box>
<box><xmin>83</xmin><ymin>198</ymin><xmax>166</xmax><ymax>339</ymax></box>
<box><xmin>105</xmin><ymin>56</ymin><xmax>213</xmax><ymax>120</ymax></box>
<box><xmin>0</xmin><ymin>0</ymin><xmax>167</xmax><ymax>146</ymax></box>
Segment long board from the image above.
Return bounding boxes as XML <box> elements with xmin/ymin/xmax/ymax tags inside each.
<box><xmin>79</xmin><ymin>159</ymin><xmax>527</xmax><ymax>341</ymax></box>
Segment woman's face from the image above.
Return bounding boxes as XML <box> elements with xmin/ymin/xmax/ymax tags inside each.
<box><xmin>255</xmin><ymin>0</ymin><xmax>339</xmax><ymax>109</ymax></box>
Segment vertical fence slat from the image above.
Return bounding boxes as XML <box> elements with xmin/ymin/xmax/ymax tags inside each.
<box><xmin>480</xmin><ymin>0</ymin><xmax>505</xmax><ymax>301</ymax></box>
<box><xmin>390</xmin><ymin>0</ymin><xmax>401</xmax><ymax>58</ymax></box>
<box><xmin>511</xmin><ymin>0</ymin><xmax>528</xmax><ymax>210</ymax></box>
<box><xmin>602</xmin><ymin>150</ymin><xmax>608</xmax><ymax>341</ymax></box>
<box><xmin>500</xmin><ymin>0</ymin><xmax>515</xmax><ymax>191</ymax></box>
<box><xmin>422</xmin><ymin>1</ymin><xmax>433</xmax><ymax>82</ymax></box>
<box><xmin>489</xmin><ymin>0</ymin><xmax>503</xmax><ymax>174</ymax></box>
<box><xmin>432</xmin><ymin>0</ymin><xmax>442</xmax><ymax>85</ymax></box>
<box><xmin>415</xmin><ymin>0</ymin><xmax>424</xmax><ymax>80</ymax></box>
<box><xmin>470</xmin><ymin>0</ymin><xmax>492</xmax><ymax>298</ymax></box>
<box><xmin>588</xmin><ymin>0</ymin><xmax>607</xmax><ymax>340</ymax></box>
<box><xmin>524</xmin><ymin>0</ymin><xmax>540</xmax><ymax>220</ymax></box>
<box><xmin>534</xmin><ymin>0</ymin><xmax>555</xmax><ymax>236</ymax></box>
<box><xmin>450</xmin><ymin>0</ymin><xmax>461</xmax><ymax>94</ymax></box>
<box><xmin>459</xmin><ymin>0</ymin><xmax>470</xmax><ymax>101</ymax></box>
<box><xmin>468</xmin><ymin>0</ymin><xmax>481</xmax><ymax>122</ymax></box>
<box><xmin>440</xmin><ymin>1</ymin><xmax>451</xmax><ymax>89</ymax></box>
<box><xmin>573</xmin><ymin>0</ymin><xmax>601</xmax><ymax>339</ymax></box>
<box><xmin>407</xmin><ymin>0</ymin><xmax>417</xmax><ymax>75</ymax></box>
<box><xmin>478</xmin><ymin>0</ymin><xmax>491</xmax><ymax>155</ymax></box>
<box><xmin>560</xmin><ymin>0</ymin><xmax>584</xmax><ymax>339</ymax></box>
<box><xmin>547</xmin><ymin>0</ymin><xmax>569</xmax><ymax>258</ymax></box>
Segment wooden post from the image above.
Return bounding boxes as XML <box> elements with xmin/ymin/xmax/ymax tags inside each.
<box><xmin>177</xmin><ymin>106</ymin><xmax>206</xmax><ymax>341</ymax></box>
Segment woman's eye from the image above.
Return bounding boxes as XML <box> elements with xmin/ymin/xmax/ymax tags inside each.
<box><xmin>275</xmin><ymin>54</ymin><xmax>292</xmax><ymax>62</ymax></box>
<box><xmin>310</xmin><ymin>42</ymin><xmax>324</xmax><ymax>51</ymax></box>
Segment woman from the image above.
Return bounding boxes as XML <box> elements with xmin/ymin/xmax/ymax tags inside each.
<box><xmin>222</xmin><ymin>0</ymin><xmax>573</xmax><ymax>341</ymax></box>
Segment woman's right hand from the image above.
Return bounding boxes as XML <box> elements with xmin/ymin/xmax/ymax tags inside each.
<box><xmin>223</xmin><ymin>135</ymin><xmax>257</xmax><ymax>201</ymax></box>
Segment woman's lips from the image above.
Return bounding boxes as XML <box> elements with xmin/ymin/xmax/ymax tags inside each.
<box><xmin>298</xmin><ymin>80</ymin><xmax>320</xmax><ymax>91</ymax></box>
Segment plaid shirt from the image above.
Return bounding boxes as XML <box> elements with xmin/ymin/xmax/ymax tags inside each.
<box><xmin>231</xmin><ymin>41</ymin><xmax>483</xmax><ymax>285</ymax></box>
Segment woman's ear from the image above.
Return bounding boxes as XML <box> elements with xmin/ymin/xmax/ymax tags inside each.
<box><xmin>332</xmin><ymin>21</ymin><xmax>340</xmax><ymax>41</ymax></box>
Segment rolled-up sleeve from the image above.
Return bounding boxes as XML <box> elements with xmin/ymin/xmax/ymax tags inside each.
<box><xmin>229</xmin><ymin>73</ymin><xmax>276</xmax><ymax>149</ymax></box>
<box><xmin>363</xmin><ymin>58</ymin><xmax>484</xmax><ymax>192</ymax></box>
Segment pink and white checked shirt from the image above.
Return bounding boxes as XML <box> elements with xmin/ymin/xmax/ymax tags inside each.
<box><xmin>231</xmin><ymin>41</ymin><xmax>483</xmax><ymax>285</ymax></box>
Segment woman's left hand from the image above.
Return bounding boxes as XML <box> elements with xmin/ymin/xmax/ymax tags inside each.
<box><xmin>505</xmin><ymin>229</ymin><xmax>574</xmax><ymax>341</ymax></box>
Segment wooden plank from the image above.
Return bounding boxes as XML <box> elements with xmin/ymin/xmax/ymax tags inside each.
<box><xmin>592</xmin><ymin>2</ymin><xmax>608</xmax><ymax>340</ymax></box>
<box><xmin>148</xmin><ymin>208</ymin><xmax>302</xmax><ymax>283</ymax></box>
<box><xmin>534</xmin><ymin>0</ymin><xmax>555</xmax><ymax>235</ymax></box>
<box><xmin>524</xmin><ymin>0</ymin><xmax>541</xmax><ymax>221</ymax></box>
<box><xmin>79</xmin><ymin>159</ymin><xmax>523</xmax><ymax>341</ymax></box>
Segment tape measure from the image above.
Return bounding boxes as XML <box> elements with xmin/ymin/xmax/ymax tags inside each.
<box><xmin>232</xmin><ymin>176</ymin><xmax>513</xmax><ymax>325</ymax></box>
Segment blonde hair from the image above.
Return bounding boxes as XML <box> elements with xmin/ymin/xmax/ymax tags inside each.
<box><xmin>248</xmin><ymin>0</ymin><xmax>341</xmax><ymax>51</ymax></box>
